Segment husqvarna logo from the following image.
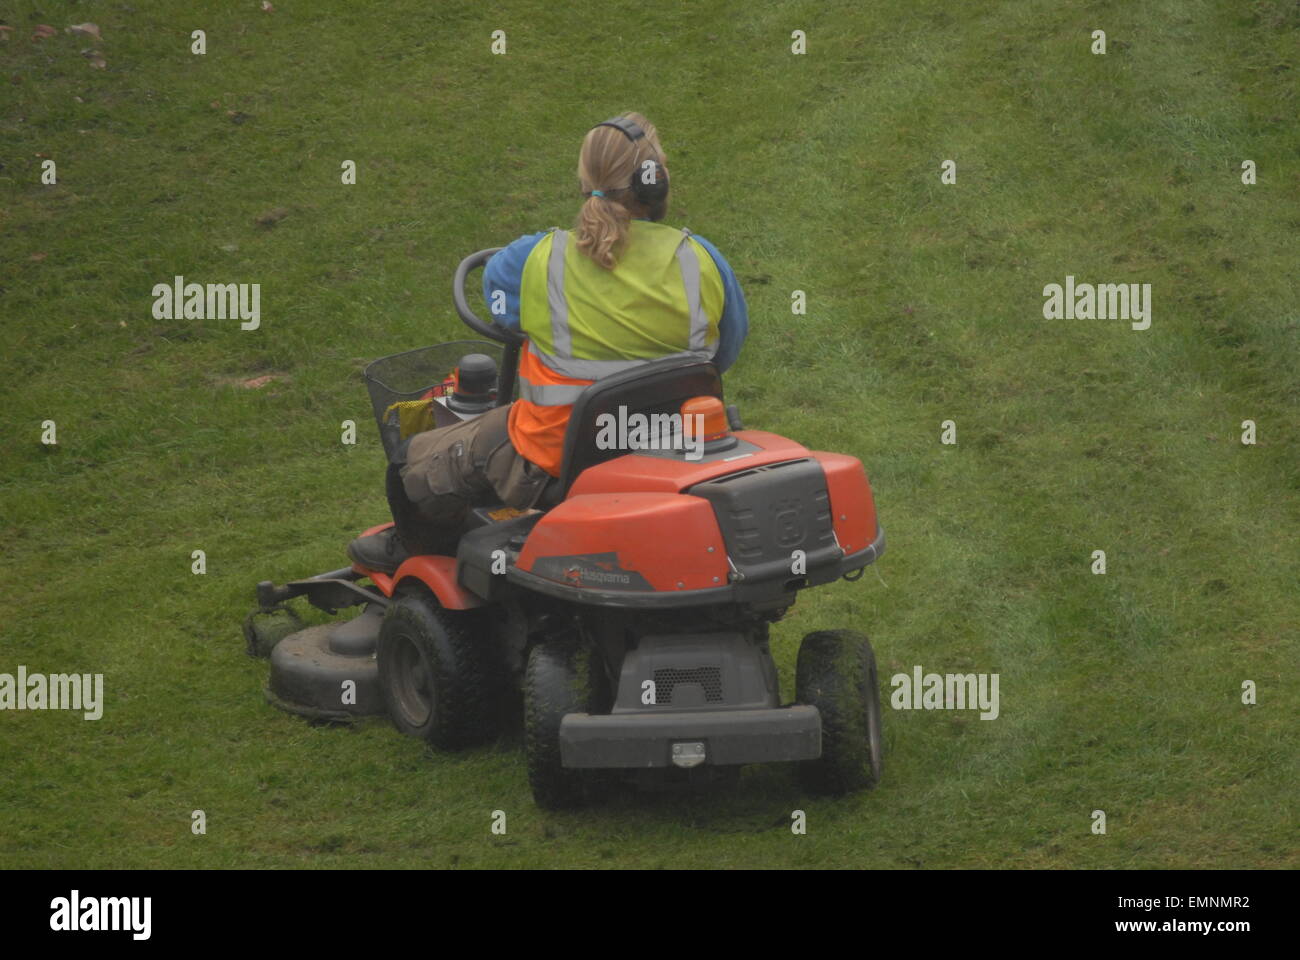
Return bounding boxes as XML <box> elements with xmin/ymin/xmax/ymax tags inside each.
<box><xmin>772</xmin><ymin>499</ymin><xmax>804</xmax><ymax>547</ymax></box>
<box><xmin>566</xmin><ymin>563</ymin><xmax>632</xmax><ymax>585</ymax></box>
<box><xmin>536</xmin><ymin>553</ymin><xmax>650</xmax><ymax>590</ymax></box>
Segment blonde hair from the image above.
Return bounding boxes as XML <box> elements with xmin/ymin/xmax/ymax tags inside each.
<box><xmin>574</xmin><ymin>112</ymin><xmax>668</xmax><ymax>269</ymax></box>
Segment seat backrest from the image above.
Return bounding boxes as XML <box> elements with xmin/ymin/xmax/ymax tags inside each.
<box><xmin>551</xmin><ymin>357</ymin><xmax>724</xmax><ymax>501</ymax></box>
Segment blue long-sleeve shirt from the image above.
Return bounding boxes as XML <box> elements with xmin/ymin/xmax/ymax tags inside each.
<box><xmin>482</xmin><ymin>223</ymin><xmax>748</xmax><ymax>373</ymax></box>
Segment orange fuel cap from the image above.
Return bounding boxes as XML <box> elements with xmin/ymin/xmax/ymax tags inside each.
<box><xmin>680</xmin><ymin>396</ymin><xmax>729</xmax><ymax>442</ymax></box>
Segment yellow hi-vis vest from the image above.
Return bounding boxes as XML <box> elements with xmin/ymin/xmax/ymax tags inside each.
<box><xmin>508</xmin><ymin>220</ymin><xmax>725</xmax><ymax>475</ymax></box>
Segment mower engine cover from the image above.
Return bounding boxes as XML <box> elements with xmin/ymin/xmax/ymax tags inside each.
<box><xmin>509</xmin><ymin>431</ymin><xmax>880</xmax><ymax>607</ymax></box>
<box><xmin>518</xmin><ymin>491</ymin><xmax>728</xmax><ymax>594</ymax></box>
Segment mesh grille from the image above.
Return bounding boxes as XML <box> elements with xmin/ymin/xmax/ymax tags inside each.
<box><xmin>654</xmin><ymin>666</ymin><xmax>724</xmax><ymax>704</ymax></box>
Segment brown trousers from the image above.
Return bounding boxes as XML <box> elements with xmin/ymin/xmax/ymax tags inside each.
<box><xmin>388</xmin><ymin>403</ymin><xmax>554</xmax><ymax>555</ymax></box>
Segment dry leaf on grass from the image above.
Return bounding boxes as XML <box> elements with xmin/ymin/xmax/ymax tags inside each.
<box><xmin>67</xmin><ymin>23</ymin><xmax>102</xmax><ymax>41</ymax></box>
<box><xmin>261</xmin><ymin>1</ymin><xmax>274</xmax><ymax>11</ymax></box>
<box><xmin>255</xmin><ymin>207</ymin><xmax>290</xmax><ymax>227</ymax></box>
<box><xmin>240</xmin><ymin>375</ymin><xmax>277</xmax><ymax>389</ymax></box>
<box><xmin>33</xmin><ymin>25</ymin><xmax>58</xmax><ymax>39</ymax></box>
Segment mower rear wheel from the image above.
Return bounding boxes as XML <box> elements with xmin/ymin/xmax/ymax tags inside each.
<box><xmin>524</xmin><ymin>637</ymin><xmax>610</xmax><ymax>811</ymax></box>
<box><xmin>795</xmin><ymin>630</ymin><xmax>884</xmax><ymax>795</ymax></box>
<box><xmin>377</xmin><ymin>592</ymin><xmax>499</xmax><ymax>749</ymax></box>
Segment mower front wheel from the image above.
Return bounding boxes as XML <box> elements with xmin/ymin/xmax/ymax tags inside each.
<box><xmin>524</xmin><ymin>637</ymin><xmax>610</xmax><ymax>811</ymax></box>
<box><xmin>795</xmin><ymin>629</ymin><xmax>884</xmax><ymax>795</ymax></box>
<box><xmin>377</xmin><ymin>592</ymin><xmax>499</xmax><ymax>749</ymax></box>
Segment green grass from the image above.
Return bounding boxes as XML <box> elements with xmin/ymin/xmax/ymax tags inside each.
<box><xmin>1</xmin><ymin>0</ymin><xmax>1296</xmax><ymax>869</ymax></box>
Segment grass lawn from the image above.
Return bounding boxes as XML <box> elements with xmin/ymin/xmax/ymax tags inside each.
<box><xmin>1</xmin><ymin>0</ymin><xmax>1295</xmax><ymax>868</ymax></box>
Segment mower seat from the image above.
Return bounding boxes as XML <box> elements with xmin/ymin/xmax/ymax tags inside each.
<box><xmin>546</xmin><ymin>356</ymin><xmax>724</xmax><ymax>505</ymax></box>
<box><xmin>455</xmin><ymin>358</ymin><xmax>722</xmax><ymax>599</ymax></box>
<box><xmin>451</xmin><ymin>356</ymin><xmax>720</xmax><ymax>519</ymax></box>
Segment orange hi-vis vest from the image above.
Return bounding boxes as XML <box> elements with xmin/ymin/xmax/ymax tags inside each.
<box><xmin>508</xmin><ymin>221</ymin><xmax>725</xmax><ymax>476</ymax></box>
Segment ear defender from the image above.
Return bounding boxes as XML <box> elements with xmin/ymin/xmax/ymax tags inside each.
<box><xmin>594</xmin><ymin>116</ymin><xmax>669</xmax><ymax>206</ymax></box>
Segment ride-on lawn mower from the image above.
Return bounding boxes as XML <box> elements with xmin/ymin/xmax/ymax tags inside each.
<box><xmin>245</xmin><ymin>249</ymin><xmax>888</xmax><ymax>809</ymax></box>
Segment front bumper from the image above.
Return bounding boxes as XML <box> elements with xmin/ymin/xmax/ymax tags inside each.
<box><xmin>559</xmin><ymin>705</ymin><xmax>822</xmax><ymax>768</ymax></box>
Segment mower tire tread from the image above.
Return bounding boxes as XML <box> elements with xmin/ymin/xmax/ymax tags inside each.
<box><xmin>795</xmin><ymin>629</ymin><xmax>884</xmax><ymax>795</ymax></box>
<box><xmin>378</xmin><ymin>592</ymin><xmax>501</xmax><ymax>749</ymax></box>
<box><xmin>524</xmin><ymin>637</ymin><xmax>610</xmax><ymax>810</ymax></box>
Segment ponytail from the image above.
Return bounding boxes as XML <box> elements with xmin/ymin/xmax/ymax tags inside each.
<box><xmin>575</xmin><ymin>193</ymin><xmax>632</xmax><ymax>270</ymax></box>
<box><xmin>573</xmin><ymin>111</ymin><xmax>666</xmax><ymax>270</ymax></box>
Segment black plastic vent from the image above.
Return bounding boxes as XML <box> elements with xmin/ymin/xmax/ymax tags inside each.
<box><xmin>654</xmin><ymin>666</ymin><xmax>724</xmax><ymax>704</ymax></box>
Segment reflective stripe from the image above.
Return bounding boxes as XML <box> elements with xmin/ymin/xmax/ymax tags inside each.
<box><xmin>674</xmin><ymin>232</ymin><xmax>710</xmax><ymax>353</ymax></box>
<box><xmin>547</xmin><ymin>230</ymin><xmax>571</xmax><ymax>357</ymax></box>
<box><xmin>518</xmin><ymin>376</ymin><xmax>588</xmax><ymax>406</ymax></box>
<box><xmin>528</xmin><ymin>347</ymin><xmax>710</xmax><ymax>381</ymax></box>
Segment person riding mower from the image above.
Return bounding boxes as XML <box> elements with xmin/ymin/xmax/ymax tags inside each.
<box><xmin>245</xmin><ymin>113</ymin><xmax>887</xmax><ymax>809</ymax></box>
<box><xmin>347</xmin><ymin>111</ymin><xmax>749</xmax><ymax>577</ymax></box>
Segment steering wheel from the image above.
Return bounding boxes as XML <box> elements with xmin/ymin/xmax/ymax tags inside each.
<box><xmin>453</xmin><ymin>248</ymin><xmax>526</xmax><ymax>346</ymax></box>
<box><xmin>452</xmin><ymin>248</ymin><xmax>523</xmax><ymax>406</ymax></box>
